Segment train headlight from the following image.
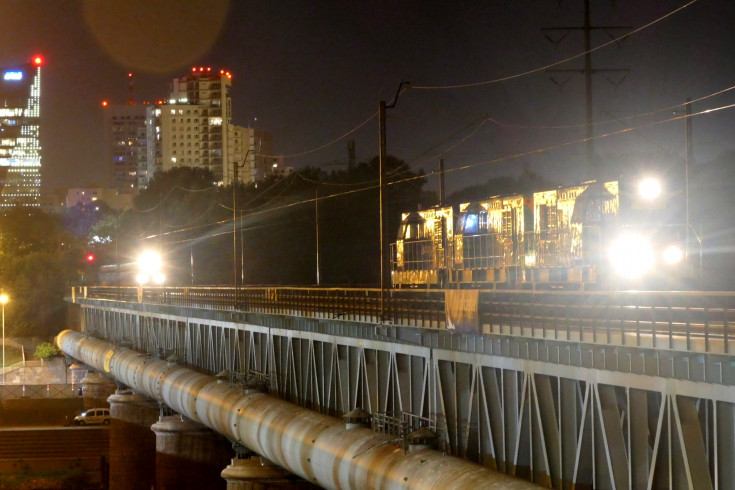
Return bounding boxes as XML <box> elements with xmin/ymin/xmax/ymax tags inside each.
<box><xmin>662</xmin><ymin>245</ymin><xmax>684</xmax><ymax>265</ymax></box>
<box><xmin>136</xmin><ymin>250</ymin><xmax>164</xmax><ymax>285</ymax></box>
<box><xmin>638</xmin><ymin>178</ymin><xmax>661</xmax><ymax>200</ymax></box>
<box><xmin>138</xmin><ymin>250</ymin><xmax>162</xmax><ymax>272</ymax></box>
<box><xmin>609</xmin><ymin>234</ymin><xmax>654</xmax><ymax>277</ymax></box>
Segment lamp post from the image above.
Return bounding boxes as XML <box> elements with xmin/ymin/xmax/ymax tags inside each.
<box><xmin>1</xmin><ymin>294</ymin><xmax>8</xmax><ymax>384</ymax></box>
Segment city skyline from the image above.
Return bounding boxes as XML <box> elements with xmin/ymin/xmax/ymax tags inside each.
<box><xmin>0</xmin><ymin>56</ymin><xmax>42</xmax><ymax>207</ymax></box>
<box><xmin>1</xmin><ymin>0</ymin><xmax>734</xmax><ymax>197</ymax></box>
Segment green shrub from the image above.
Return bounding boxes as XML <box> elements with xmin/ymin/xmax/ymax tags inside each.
<box><xmin>34</xmin><ymin>341</ymin><xmax>60</xmax><ymax>360</ymax></box>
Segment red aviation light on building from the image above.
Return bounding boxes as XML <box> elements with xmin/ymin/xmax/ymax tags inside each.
<box><xmin>32</xmin><ymin>55</ymin><xmax>43</xmax><ymax>66</ymax></box>
<box><xmin>86</xmin><ymin>253</ymin><xmax>95</xmax><ymax>263</ymax></box>
<box><xmin>101</xmin><ymin>100</ymin><xmax>109</xmax><ymax>107</ymax></box>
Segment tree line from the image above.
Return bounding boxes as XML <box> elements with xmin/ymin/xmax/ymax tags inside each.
<box><xmin>12</xmin><ymin>153</ymin><xmax>672</xmax><ymax>338</ymax></box>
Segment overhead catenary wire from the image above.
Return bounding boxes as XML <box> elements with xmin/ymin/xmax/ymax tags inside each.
<box><xmin>411</xmin><ymin>0</ymin><xmax>699</xmax><ymax>90</ymax></box>
<box><xmin>213</xmin><ymin>1</ymin><xmax>699</xmax><ymax>178</ymax></box>
<box><xmin>125</xmin><ymin>0</ymin><xmax>715</xmax><ymax>244</ymax></box>
<box><xmin>140</xmin><ymin>98</ymin><xmax>735</xmax><ymax>243</ymax></box>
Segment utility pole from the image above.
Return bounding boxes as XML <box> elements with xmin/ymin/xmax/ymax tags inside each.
<box><xmin>543</xmin><ymin>0</ymin><xmax>629</xmax><ymax>180</ymax></box>
<box><xmin>583</xmin><ymin>1</ymin><xmax>593</xmax><ymax>176</ymax></box>
<box><xmin>439</xmin><ymin>158</ymin><xmax>445</xmax><ymax>206</ymax></box>
<box><xmin>315</xmin><ymin>188</ymin><xmax>320</xmax><ymax>286</ymax></box>
<box><xmin>379</xmin><ymin>82</ymin><xmax>409</xmax><ymax>321</ymax></box>
<box><xmin>684</xmin><ymin>98</ymin><xmax>693</xmax><ymax>260</ymax></box>
<box><xmin>233</xmin><ymin>150</ymin><xmax>252</xmax><ymax>298</ymax></box>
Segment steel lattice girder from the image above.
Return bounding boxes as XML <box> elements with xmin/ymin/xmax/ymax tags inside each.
<box><xmin>74</xmin><ymin>303</ymin><xmax>735</xmax><ymax>489</ymax></box>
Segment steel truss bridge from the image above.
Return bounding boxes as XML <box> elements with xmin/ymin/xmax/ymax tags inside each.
<box><xmin>68</xmin><ymin>286</ymin><xmax>735</xmax><ymax>489</ymax></box>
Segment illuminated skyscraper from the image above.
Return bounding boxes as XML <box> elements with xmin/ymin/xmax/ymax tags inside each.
<box><xmin>102</xmin><ymin>102</ymin><xmax>147</xmax><ymax>193</ymax></box>
<box><xmin>0</xmin><ymin>56</ymin><xmax>42</xmax><ymax>207</ymax></box>
<box><xmin>146</xmin><ymin>67</ymin><xmax>273</xmax><ymax>186</ymax></box>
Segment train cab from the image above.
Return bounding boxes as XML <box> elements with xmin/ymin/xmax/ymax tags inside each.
<box><xmin>521</xmin><ymin>181</ymin><xmax>619</xmax><ymax>289</ymax></box>
<box><xmin>607</xmin><ymin>177</ymin><xmax>698</xmax><ymax>289</ymax></box>
<box><xmin>391</xmin><ymin>206</ymin><xmax>453</xmax><ymax>288</ymax></box>
<box><xmin>453</xmin><ymin>195</ymin><xmax>527</xmax><ymax>288</ymax></box>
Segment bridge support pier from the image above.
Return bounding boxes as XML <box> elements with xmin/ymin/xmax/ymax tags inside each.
<box><xmin>221</xmin><ymin>456</ymin><xmax>316</xmax><ymax>489</ymax></box>
<box><xmin>152</xmin><ymin>414</ymin><xmax>232</xmax><ymax>490</ymax></box>
<box><xmin>107</xmin><ymin>390</ymin><xmax>158</xmax><ymax>490</ymax></box>
<box><xmin>80</xmin><ymin>371</ymin><xmax>116</xmax><ymax>409</ymax></box>
<box><xmin>718</xmin><ymin>401</ymin><xmax>735</xmax><ymax>489</ymax></box>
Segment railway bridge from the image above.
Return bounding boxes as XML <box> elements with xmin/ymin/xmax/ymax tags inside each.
<box><xmin>60</xmin><ymin>286</ymin><xmax>735</xmax><ymax>489</ymax></box>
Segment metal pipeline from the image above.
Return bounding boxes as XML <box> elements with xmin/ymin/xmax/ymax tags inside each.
<box><xmin>57</xmin><ymin>330</ymin><xmax>541</xmax><ymax>489</ymax></box>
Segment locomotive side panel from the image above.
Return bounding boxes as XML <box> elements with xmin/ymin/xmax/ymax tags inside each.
<box><xmin>392</xmin><ymin>206</ymin><xmax>453</xmax><ymax>288</ymax></box>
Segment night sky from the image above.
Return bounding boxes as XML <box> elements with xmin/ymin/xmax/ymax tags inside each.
<box><xmin>1</xmin><ymin>0</ymin><xmax>734</xmax><ymax>196</ymax></box>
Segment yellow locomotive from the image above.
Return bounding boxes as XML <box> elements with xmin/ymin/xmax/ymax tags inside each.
<box><xmin>391</xmin><ymin>179</ymin><xmax>697</xmax><ymax>290</ymax></box>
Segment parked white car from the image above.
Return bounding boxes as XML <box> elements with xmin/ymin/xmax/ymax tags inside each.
<box><xmin>74</xmin><ymin>408</ymin><xmax>111</xmax><ymax>426</ymax></box>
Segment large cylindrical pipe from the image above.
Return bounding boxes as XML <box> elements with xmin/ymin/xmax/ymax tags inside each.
<box><xmin>57</xmin><ymin>330</ymin><xmax>540</xmax><ymax>489</ymax></box>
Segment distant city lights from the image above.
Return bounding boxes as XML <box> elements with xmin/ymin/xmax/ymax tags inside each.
<box><xmin>3</xmin><ymin>71</ymin><xmax>22</xmax><ymax>81</ymax></box>
<box><xmin>189</xmin><ymin>66</ymin><xmax>232</xmax><ymax>79</ymax></box>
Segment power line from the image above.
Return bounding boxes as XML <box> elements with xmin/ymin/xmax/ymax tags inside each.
<box><xmin>411</xmin><ymin>0</ymin><xmax>698</xmax><ymax>90</ymax></box>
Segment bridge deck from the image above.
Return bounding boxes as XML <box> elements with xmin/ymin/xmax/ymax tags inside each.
<box><xmin>67</xmin><ymin>286</ymin><xmax>735</xmax><ymax>489</ymax></box>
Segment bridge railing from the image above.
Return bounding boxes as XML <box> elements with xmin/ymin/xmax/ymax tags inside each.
<box><xmin>0</xmin><ymin>384</ymin><xmax>80</xmax><ymax>399</ymax></box>
<box><xmin>480</xmin><ymin>290</ymin><xmax>735</xmax><ymax>354</ymax></box>
<box><xmin>71</xmin><ymin>286</ymin><xmax>735</xmax><ymax>355</ymax></box>
<box><xmin>71</xmin><ymin>286</ymin><xmax>447</xmax><ymax>329</ymax></box>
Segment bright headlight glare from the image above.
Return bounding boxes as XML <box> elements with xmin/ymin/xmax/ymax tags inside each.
<box><xmin>138</xmin><ymin>250</ymin><xmax>162</xmax><ymax>273</ymax></box>
<box><xmin>662</xmin><ymin>245</ymin><xmax>684</xmax><ymax>265</ymax></box>
<box><xmin>152</xmin><ymin>272</ymin><xmax>165</xmax><ymax>284</ymax></box>
<box><xmin>135</xmin><ymin>272</ymin><xmax>149</xmax><ymax>285</ymax></box>
<box><xmin>609</xmin><ymin>234</ymin><xmax>654</xmax><ymax>277</ymax></box>
<box><xmin>638</xmin><ymin>178</ymin><xmax>661</xmax><ymax>200</ymax></box>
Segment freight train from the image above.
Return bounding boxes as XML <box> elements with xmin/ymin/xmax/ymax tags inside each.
<box><xmin>391</xmin><ymin>178</ymin><xmax>698</xmax><ymax>290</ymax></box>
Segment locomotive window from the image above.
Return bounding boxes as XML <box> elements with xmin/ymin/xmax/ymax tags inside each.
<box><xmin>402</xmin><ymin>222</ymin><xmax>424</xmax><ymax>240</ymax></box>
<box><xmin>478</xmin><ymin>211</ymin><xmax>488</xmax><ymax>231</ymax></box>
<box><xmin>463</xmin><ymin>213</ymin><xmax>479</xmax><ymax>234</ymax></box>
<box><xmin>538</xmin><ymin>205</ymin><xmax>557</xmax><ymax>230</ymax></box>
<box><xmin>502</xmin><ymin>209</ymin><xmax>514</xmax><ymax>235</ymax></box>
<box><xmin>539</xmin><ymin>206</ymin><xmax>548</xmax><ymax>230</ymax></box>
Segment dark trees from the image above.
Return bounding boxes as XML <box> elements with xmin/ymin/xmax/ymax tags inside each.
<box><xmin>81</xmin><ymin>158</ymin><xmax>429</xmax><ymax>287</ymax></box>
<box><xmin>0</xmin><ymin>208</ymin><xmax>82</xmax><ymax>337</ymax></box>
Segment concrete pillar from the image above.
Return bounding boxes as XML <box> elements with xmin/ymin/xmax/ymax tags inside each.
<box><xmin>717</xmin><ymin>401</ymin><xmax>735</xmax><ymax>490</ymax></box>
<box><xmin>221</xmin><ymin>456</ymin><xmax>317</xmax><ymax>489</ymax></box>
<box><xmin>80</xmin><ymin>371</ymin><xmax>116</xmax><ymax>409</ymax></box>
<box><xmin>107</xmin><ymin>390</ymin><xmax>159</xmax><ymax>490</ymax></box>
<box><xmin>152</xmin><ymin>415</ymin><xmax>232</xmax><ymax>490</ymax></box>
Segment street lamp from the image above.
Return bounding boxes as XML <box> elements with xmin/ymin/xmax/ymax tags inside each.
<box><xmin>1</xmin><ymin>294</ymin><xmax>8</xmax><ymax>384</ymax></box>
